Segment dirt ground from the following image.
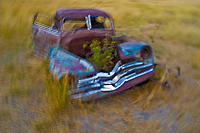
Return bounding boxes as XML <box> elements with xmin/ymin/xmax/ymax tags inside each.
<box><xmin>1</xmin><ymin>0</ymin><xmax>200</xmax><ymax>132</ymax></box>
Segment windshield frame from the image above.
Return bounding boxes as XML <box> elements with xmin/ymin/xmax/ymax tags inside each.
<box><xmin>61</xmin><ymin>15</ymin><xmax>114</xmax><ymax>31</ymax></box>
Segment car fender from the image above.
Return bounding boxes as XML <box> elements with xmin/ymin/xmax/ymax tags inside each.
<box><xmin>116</xmin><ymin>42</ymin><xmax>154</xmax><ymax>64</ymax></box>
<box><xmin>49</xmin><ymin>46</ymin><xmax>96</xmax><ymax>80</ymax></box>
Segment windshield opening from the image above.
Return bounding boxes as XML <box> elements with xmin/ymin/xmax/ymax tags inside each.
<box><xmin>90</xmin><ymin>16</ymin><xmax>112</xmax><ymax>29</ymax></box>
<box><xmin>63</xmin><ymin>15</ymin><xmax>112</xmax><ymax>31</ymax></box>
<box><xmin>63</xmin><ymin>17</ymin><xmax>87</xmax><ymax>30</ymax></box>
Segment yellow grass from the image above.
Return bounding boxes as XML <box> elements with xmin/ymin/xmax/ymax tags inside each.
<box><xmin>1</xmin><ymin>0</ymin><xmax>200</xmax><ymax>132</ymax></box>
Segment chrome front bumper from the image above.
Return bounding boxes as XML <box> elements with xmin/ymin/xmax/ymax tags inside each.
<box><xmin>70</xmin><ymin>60</ymin><xmax>154</xmax><ymax>100</ymax></box>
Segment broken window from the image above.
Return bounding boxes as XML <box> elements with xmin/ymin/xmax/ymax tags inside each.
<box><xmin>90</xmin><ymin>16</ymin><xmax>112</xmax><ymax>29</ymax></box>
<box><xmin>34</xmin><ymin>13</ymin><xmax>55</xmax><ymax>28</ymax></box>
<box><xmin>63</xmin><ymin>17</ymin><xmax>87</xmax><ymax>30</ymax></box>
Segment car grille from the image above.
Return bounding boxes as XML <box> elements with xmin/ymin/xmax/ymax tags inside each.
<box><xmin>70</xmin><ymin>60</ymin><xmax>154</xmax><ymax>99</ymax></box>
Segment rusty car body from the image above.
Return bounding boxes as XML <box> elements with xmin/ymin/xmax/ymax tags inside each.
<box><xmin>31</xmin><ymin>8</ymin><xmax>154</xmax><ymax>101</ymax></box>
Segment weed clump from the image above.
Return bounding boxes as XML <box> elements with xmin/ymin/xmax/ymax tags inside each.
<box><xmin>83</xmin><ymin>37</ymin><xmax>116</xmax><ymax>71</ymax></box>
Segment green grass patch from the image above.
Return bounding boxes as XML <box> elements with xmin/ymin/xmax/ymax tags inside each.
<box><xmin>192</xmin><ymin>53</ymin><xmax>200</xmax><ymax>69</ymax></box>
<box><xmin>35</xmin><ymin>118</ymin><xmax>51</xmax><ymax>133</ymax></box>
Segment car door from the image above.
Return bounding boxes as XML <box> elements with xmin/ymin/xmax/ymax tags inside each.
<box><xmin>31</xmin><ymin>12</ymin><xmax>60</xmax><ymax>59</ymax></box>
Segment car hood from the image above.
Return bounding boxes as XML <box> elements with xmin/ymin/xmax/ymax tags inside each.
<box><xmin>49</xmin><ymin>46</ymin><xmax>96</xmax><ymax>80</ymax></box>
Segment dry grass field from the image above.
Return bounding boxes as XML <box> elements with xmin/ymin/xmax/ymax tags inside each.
<box><xmin>0</xmin><ymin>0</ymin><xmax>200</xmax><ymax>132</ymax></box>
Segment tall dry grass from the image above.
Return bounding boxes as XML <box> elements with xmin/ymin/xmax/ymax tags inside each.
<box><xmin>0</xmin><ymin>0</ymin><xmax>200</xmax><ymax>132</ymax></box>
<box><xmin>1</xmin><ymin>0</ymin><xmax>200</xmax><ymax>47</ymax></box>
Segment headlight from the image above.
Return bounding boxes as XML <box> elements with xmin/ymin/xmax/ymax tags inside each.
<box><xmin>140</xmin><ymin>46</ymin><xmax>152</xmax><ymax>59</ymax></box>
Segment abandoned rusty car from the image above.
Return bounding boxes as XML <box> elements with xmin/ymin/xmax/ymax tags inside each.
<box><xmin>31</xmin><ymin>8</ymin><xmax>154</xmax><ymax>101</ymax></box>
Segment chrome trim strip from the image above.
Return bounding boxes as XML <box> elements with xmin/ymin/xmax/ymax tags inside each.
<box><xmin>71</xmin><ymin>67</ymin><xmax>154</xmax><ymax>99</ymax></box>
<box><xmin>70</xmin><ymin>83</ymin><xmax>101</xmax><ymax>94</ymax></box>
<box><xmin>110</xmin><ymin>63</ymin><xmax>152</xmax><ymax>85</ymax></box>
<box><xmin>88</xmin><ymin>15</ymin><xmax>92</xmax><ymax>30</ymax></box>
<box><xmin>77</xmin><ymin>63</ymin><xmax>152</xmax><ymax>88</ymax></box>
<box><xmin>102</xmin><ymin>68</ymin><xmax>153</xmax><ymax>91</ymax></box>
<box><xmin>78</xmin><ymin>61</ymin><xmax>144</xmax><ymax>84</ymax></box>
<box><xmin>71</xmin><ymin>89</ymin><xmax>101</xmax><ymax>99</ymax></box>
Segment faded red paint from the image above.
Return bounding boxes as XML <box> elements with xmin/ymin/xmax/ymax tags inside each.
<box><xmin>60</xmin><ymin>29</ymin><xmax>114</xmax><ymax>58</ymax></box>
<box><xmin>31</xmin><ymin>24</ymin><xmax>60</xmax><ymax>58</ymax></box>
<box><xmin>31</xmin><ymin>8</ymin><xmax>155</xmax><ymax>102</ymax></box>
<box><xmin>31</xmin><ymin>8</ymin><xmax>115</xmax><ymax>59</ymax></box>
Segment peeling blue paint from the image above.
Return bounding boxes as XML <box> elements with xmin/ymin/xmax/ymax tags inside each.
<box><xmin>118</xmin><ymin>42</ymin><xmax>148</xmax><ymax>58</ymax></box>
<box><xmin>31</xmin><ymin>9</ymin><xmax>155</xmax><ymax>101</ymax></box>
<box><xmin>49</xmin><ymin>46</ymin><xmax>96</xmax><ymax>80</ymax></box>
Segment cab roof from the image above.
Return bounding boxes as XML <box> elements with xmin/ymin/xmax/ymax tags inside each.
<box><xmin>55</xmin><ymin>8</ymin><xmax>111</xmax><ymax>21</ymax></box>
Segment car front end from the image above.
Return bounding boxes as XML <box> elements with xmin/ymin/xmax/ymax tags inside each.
<box><xmin>49</xmin><ymin>42</ymin><xmax>154</xmax><ymax>101</ymax></box>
